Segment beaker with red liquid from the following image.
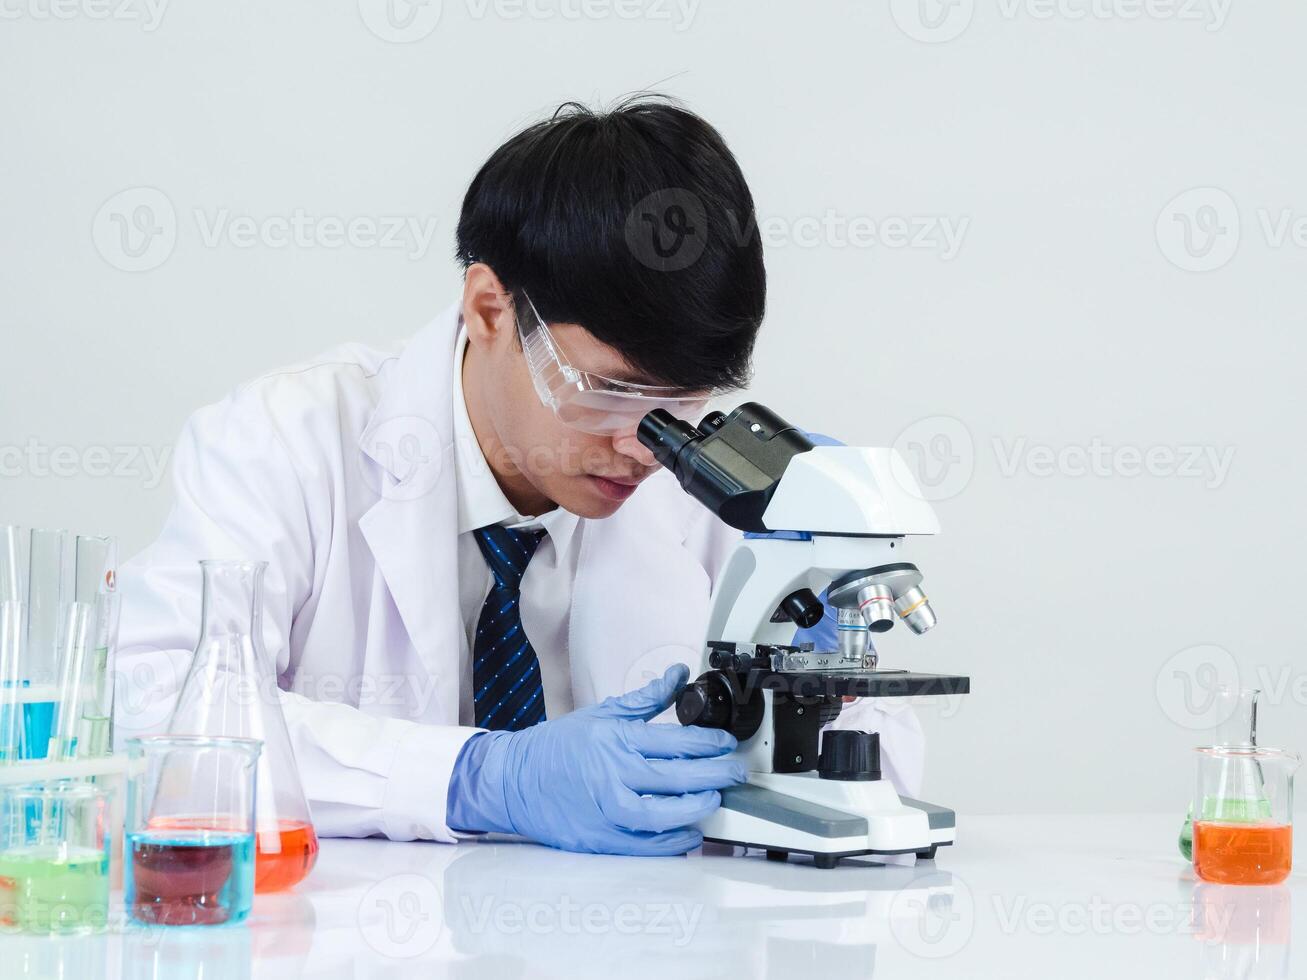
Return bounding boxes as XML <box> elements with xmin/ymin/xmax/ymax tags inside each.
<box><xmin>168</xmin><ymin>561</ymin><xmax>319</xmax><ymax>892</ymax></box>
<box><xmin>1192</xmin><ymin>745</ymin><xmax>1298</xmax><ymax>886</ymax></box>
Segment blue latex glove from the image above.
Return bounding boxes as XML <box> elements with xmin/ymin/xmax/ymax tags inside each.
<box><xmin>446</xmin><ymin>664</ymin><xmax>746</xmax><ymax>856</ymax></box>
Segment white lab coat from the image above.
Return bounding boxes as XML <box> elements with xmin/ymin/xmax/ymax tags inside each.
<box><xmin>115</xmin><ymin>302</ymin><xmax>924</xmax><ymax>842</ymax></box>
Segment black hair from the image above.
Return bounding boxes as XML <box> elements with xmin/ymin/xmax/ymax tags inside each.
<box><xmin>455</xmin><ymin>95</ymin><xmax>765</xmax><ymax>391</ymax></box>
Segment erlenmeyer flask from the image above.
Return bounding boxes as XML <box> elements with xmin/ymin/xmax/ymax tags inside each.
<box><xmin>167</xmin><ymin>560</ymin><xmax>318</xmax><ymax>891</ymax></box>
<box><xmin>1179</xmin><ymin>686</ymin><xmax>1260</xmax><ymax>860</ymax></box>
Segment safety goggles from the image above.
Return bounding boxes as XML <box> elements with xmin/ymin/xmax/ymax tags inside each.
<box><xmin>513</xmin><ymin>290</ymin><xmax>711</xmax><ymax>436</ymax></box>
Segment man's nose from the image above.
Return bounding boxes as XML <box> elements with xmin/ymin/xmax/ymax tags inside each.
<box><xmin>610</xmin><ymin>431</ymin><xmax>656</xmax><ymax>467</ymax></box>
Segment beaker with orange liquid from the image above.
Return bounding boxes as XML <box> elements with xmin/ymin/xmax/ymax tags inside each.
<box><xmin>1192</xmin><ymin>746</ymin><xmax>1298</xmax><ymax>886</ymax></box>
<box><xmin>167</xmin><ymin>561</ymin><xmax>319</xmax><ymax>892</ymax></box>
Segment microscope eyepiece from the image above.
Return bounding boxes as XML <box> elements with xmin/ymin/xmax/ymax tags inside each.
<box><xmin>636</xmin><ymin>403</ymin><xmax>815</xmax><ymax>532</ymax></box>
<box><xmin>636</xmin><ymin>409</ymin><xmax>701</xmax><ymax>471</ymax></box>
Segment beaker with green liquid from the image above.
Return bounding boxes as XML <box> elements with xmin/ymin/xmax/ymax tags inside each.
<box><xmin>1179</xmin><ymin>686</ymin><xmax>1260</xmax><ymax>859</ymax></box>
<box><xmin>0</xmin><ymin>780</ymin><xmax>111</xmax><ymax>935</ymax></box>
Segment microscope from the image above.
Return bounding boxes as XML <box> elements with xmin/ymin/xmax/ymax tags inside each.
<box><xmin>638</xmin><ymin>403</ymin><xmax>969</xmax><ymax>869</ymax></box>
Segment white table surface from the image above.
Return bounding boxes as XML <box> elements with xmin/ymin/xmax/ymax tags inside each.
<box><xmin>7</xmin><ymin>813</ymin><xmax>1303</xmax><ymax>978</ymax></box>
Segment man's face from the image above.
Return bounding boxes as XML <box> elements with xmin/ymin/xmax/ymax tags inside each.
<box><xmin>474</xmin><ymin>307</ymin><xmax>673</xmax><ymax>520</ymax></box>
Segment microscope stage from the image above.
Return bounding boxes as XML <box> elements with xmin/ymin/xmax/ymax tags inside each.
<box><xmin>758</xmin><ymin>670</ymin><xmax>969</xmax><ymax>699</ymax></box>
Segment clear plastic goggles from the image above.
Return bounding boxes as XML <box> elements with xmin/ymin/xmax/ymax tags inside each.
<box><xmin>514</xmin><ymin>291</ymin><xmax>711</xmax><ymax>436</ymax></box>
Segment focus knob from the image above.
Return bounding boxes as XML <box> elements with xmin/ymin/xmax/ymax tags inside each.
<box><xmin>675</xmin><ymin>670</ymin><xmax>764</xmax><ymax>740</ymax></box>
<box><xmin>817</xmin><ymin>730</ymin><xmax>881</xmax><ymax>781</ymax></box>
<box><xmin>676</xmin><ymin>673</ymin><xmax>733</xmax><ymax>730</ymax></box>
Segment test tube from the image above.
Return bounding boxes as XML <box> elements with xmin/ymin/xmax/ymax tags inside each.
<box><xmin>0</xmin><ymin>597</ymin><xmax>20</xmax><ymax>763</ymax></box>
<box><xmin>23</xmin><ymin>529</ymin><xmax>69</xmax><ymax>760</ymax></box>
<box><xmin>0</xmin><ymin>526</ymin><xmax>25</xmax><ymax>762</ymax></box>
<box><xmin>49</xmin><ymin>602</ymin><xmax>94</xmax><ymax>761</ymax></box>
<box><xmin>74</xmin><ymin>536</ymin><xmax>118</xmax><ymax>758</ymax></box>
<box><xmin>0</xmin><ymin>525</ymin><xmax>25</xmax><ymax>604</ymax></box>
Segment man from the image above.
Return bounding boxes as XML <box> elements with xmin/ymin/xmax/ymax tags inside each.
<box><xmin>116</xmin><ymin>97</ymin><xmax>922</xmax><ymax>855</ymax></box>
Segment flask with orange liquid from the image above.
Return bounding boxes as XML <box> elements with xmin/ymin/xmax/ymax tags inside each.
<box><xmin>167</xmin><ymin>561</ymin><xmax>319</xmax><ymax>892</ymax></box>
<box><xmin>1191</xmin><ymin>745</ymin><xmax>1298</xmax><ymax>886</ymax></box>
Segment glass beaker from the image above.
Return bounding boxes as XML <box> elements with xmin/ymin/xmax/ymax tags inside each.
<box><xmin>125</xmin><ymin>735</ymin><xmax>261</xmax><ymax>926</ymax></box>
<box><xmin>1179</xmin><ymin>686</ymin><xmax>1259</xmax><ymax>860</ymax></box>
<box><xmin>1192</xmin><ymin>746</ymin><xmax>1298</xmax><ymax>885</ymax></box>
<box><xmin>0</xmin><ymin>780</ymin><xmax>112</xmax><ymax>935</ymax></box>
<box><xmin>166</xmin><ymin>561</ymin><xmax>318</xmax><ymax>892</ymax></box>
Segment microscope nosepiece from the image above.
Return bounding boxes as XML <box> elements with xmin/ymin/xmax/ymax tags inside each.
<box><xmin>895</xmin><ymin>586</ymin><xmax>937</xmax><ymax>634</ymax></box>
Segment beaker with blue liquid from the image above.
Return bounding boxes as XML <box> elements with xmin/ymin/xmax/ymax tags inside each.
<box><xmin>124</xmin><ymin>735</ymin><xmax>262</xmax><ymax>927</ymax></box>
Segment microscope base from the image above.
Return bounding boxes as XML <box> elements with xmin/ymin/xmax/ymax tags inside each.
<box><xmin>701</xmin><ymin>774</ymin><xmax>955</xmax><ymax>869</ymax></box>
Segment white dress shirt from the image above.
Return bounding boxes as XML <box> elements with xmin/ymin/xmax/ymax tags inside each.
<box><xmin>452</xmin><ymin>325</ymin><xmax>581</xmax><ymax>725</ymax></box>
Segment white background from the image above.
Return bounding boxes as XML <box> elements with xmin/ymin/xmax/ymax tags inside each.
<box><xmin>2</xmin><ymin>0</ymin><xmax>1303</xmax><ymax>817</ymax></box>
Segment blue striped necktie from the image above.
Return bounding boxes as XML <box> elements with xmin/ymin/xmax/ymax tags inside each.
<box><xmin>472</xmin><ymin>524</ymin><xmax>548</xmax><ymax>731</ymax></box>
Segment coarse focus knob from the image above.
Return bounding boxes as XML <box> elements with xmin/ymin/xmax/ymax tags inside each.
<box><xmin>675</xmin><ymin>670</ymin><xmax>764</xmax><ymax>741</ymax></box>
<box><xmin>676</xmin><ymin>674</ymin><xmax>733</xmax><ymax>730</ymax></box>
<box><xmin>817</xmin><ymin>730</ymin><xmax>881</xmax><ymax>781</ymax></box>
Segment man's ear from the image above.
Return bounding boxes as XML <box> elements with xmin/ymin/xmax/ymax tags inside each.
<box><xmin>461</xmin><ymin>264</ymin><xmax>514</xmax><ymax>351</ymax></box>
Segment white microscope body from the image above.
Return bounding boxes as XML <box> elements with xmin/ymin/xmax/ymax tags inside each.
<box><xmin>639</xmin><ymin>404</ymin><xmax>968</xmax><ymax>868</ymax></box>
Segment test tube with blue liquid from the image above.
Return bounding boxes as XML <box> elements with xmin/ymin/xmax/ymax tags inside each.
<box><xmin>0</xmin><ymin>525</ymin><xmax>26</xmax><ymax>762</ymax></box>
<box><xmin>125</xmin><ymin>735</ymin><xmax>262</xmax><ymax>927</ymax></box>
<box><xmin>22</xmin><ymin>528</ymin><xmax>68</xmax><ymax>760</ymax></box>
